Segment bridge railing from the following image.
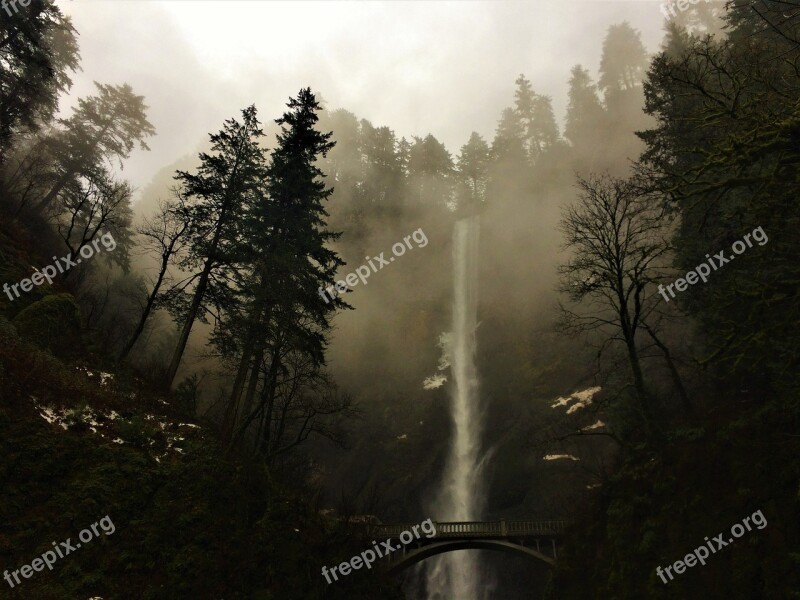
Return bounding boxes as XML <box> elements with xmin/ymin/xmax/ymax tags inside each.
<box><xmin>506</xmin><ymin>520</ymin><xmax>569</xmax><ymax>536</ymax></box>
<box><xmin>371</xmin><ymin>520</ymin><xmax>568</xmax><ymax>539</ymax></box>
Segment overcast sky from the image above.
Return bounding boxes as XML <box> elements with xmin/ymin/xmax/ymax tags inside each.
<box><xmin>59</xmin><ymin>1</ymin><xmax>668</xmax><ymax>199</ymax></box>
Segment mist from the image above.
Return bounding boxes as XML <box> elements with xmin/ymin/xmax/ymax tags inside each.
<box><xmin>3</xmin><ymin>1</ymin><xmax>795</xmax><ymax>599</ymax></box>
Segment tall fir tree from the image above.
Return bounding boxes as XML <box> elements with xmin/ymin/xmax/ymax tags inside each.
<box><xmin>0</xmin><ymin>0</ymin><xmax>79</xmax><ymax>163</ymax></box>
<box><xmin>456</xmin><ymin>132</ymin><xmax>489</xmax><ymax>210</ymax></box>
<box><xmin>37</xmin><ymin>83</ymin><xmax>154</xmax><ymax>212</ymax></box>
<box><xmin>514</xmin><ymin>74</ymin><xmax>560</xmax><ymax>163</ymax></box>
<box><xmin>224</xmin><ymin>89</ymin><xmax>347</xmax><ymax>441</ymax></box>
<box><xmin>165</xmin><ymin>105</ymin><xmax>267</xmax><ymax>388</ymax></box>
<box><xmin>598</xmin><ymin>22</ymin><xmax>649</xmax><ymax>97</ymax></box>
<box><xmin>638</xmin><ymin>2</ymin><xmax>800</xmax><ymax>393</ymax></box>
<box><xmin>565</xmin><ymin>65</ymin><xmax>605</xmax><ymax>148</ymax></box>
<box><xmin>407</xmin><ymin>133</ymin><xmax>453</xmax><ymax>208</ymax></box>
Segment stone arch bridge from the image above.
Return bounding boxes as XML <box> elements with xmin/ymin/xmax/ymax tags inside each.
<box><xmin>369</xmin><ymin>520</ymin><xmax>568</xmax><ymax>575</ymax></box>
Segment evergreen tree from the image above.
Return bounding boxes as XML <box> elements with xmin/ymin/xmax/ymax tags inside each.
<box><xmin>397</xmin><ymin>136</ymin><xmax>411</xmax><ymax>177</ymax></box>
<box><xmin>530</xmin><ymin>93</ymin><xmax>560</xmax><ymax>159</ymax></box>
<box><xmin>660</xmin><ymin>0</ymin><xmax>724</xmax><ymax>37</ymax></box>
<box><xmin>597</xmin><ymin>23</ymin><xmax>652</xmax><ymax>172</ymax></box>
<box><xmin>0</xmin><ymin>0</ymin><xmax>79</xmax><ymax>162</ymax></box>
<box><xmin>359</xmin><ymin>121</ymin><xmax>405</xmax><ymax>211</ymax></box>
<box><xmin>165</xmin><ymin>105</ymin><xmax>267</xmax><ymax>388</ymax></box>
<box><xmin>319</xmin><ymin>108</ymin><xmax>360</xmax><ymax>185</ymax></box>
<box><xmin>318</xmin><ymin>108</ymin><xmax>364</xmax><ymax>233</ymax></box>
<box><xmin>490</xmin><ymin>106</ymin><xmax>525</xmax><ymax>164</ymax></box>
<box><xmin>599</xmin><ymin>22</ymin><xmax>649</xmax><ymax>95</ymax></box>
<box><xmin>36</xmin><ymin>82</ymin><xmax>155</xmax><ymax>212</ymax></box>
<box><xmin>225</xmin><ymin>89</ymin><xmax>347</xmax><ymax>442</ymax></box>
<box><xmin>488</xmin><ymin>107</ymin><xmax>528</xmax><ymax>201</ymax></box>
<box><xmin>514</xmin><ymin>74</ymin><xmax>537</xmax><ymax>158</ymax></box>
<box><xmin>514</xmin><ymin>74</ymin><xmax>560</xmax><ymax>162</ymax></box>
<box><xmin>638</xmin><ymin>1</ymin><xmax>800</xmax><ymax>392</ymax></box>
<box><xmin>456</xmin><ymin>132</ymin><xmax>489</xmax><ymax>209</ymax></box>
<box><xmin>407</xmin><ymin>133</ymin><xmax>453</xmax><ymax>207</ymax></box>
<box><xmin>565</xmin><ymin>65</ymin><xmax>605</xmax><ymax>148</ymax></box>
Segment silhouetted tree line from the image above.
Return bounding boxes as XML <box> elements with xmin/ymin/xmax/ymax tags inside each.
<box><xmin>548</xmin><ymin>3</ymin><xmax>800</xmax><ymax>597</ymax></box>
<box><xmin>0</xmin><ymin>1</ymin><xmax>662</xmax><ymax>467</ymax></box>
<box><xmin>7</xmin><ymin>0</ymin><xmax>781</xmax><ymax>474</ymax></box>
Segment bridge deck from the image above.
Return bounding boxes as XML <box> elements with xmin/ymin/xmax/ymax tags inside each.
<box><xmin>372</xmin><ymin>520</ymin><xmax>568</xmax><ymax>539</ymax></box>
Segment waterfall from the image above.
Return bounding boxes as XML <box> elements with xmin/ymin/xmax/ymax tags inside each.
<box><xmin>426</xmin><ymin>215</ymin><xmax>486</xmax><ymax>600</ymax></box>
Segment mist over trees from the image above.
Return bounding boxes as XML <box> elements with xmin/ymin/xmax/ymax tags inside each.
<box><xmin>0</xmin><ymin>0</ymin><xmax>79</xmax><ymax>163</ymax></box>
<box><xmin>1</xmin><ymin>1</ymin><xmax>798</xmax><ymax>598</ymax></box>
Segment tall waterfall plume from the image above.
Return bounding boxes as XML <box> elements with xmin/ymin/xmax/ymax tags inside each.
<box><xmin>426</xmin><ymin>215</ymin><xmax>487</xmax><ymax>599</ymax></box>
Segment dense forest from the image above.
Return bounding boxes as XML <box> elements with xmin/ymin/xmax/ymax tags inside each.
<box><xmin>1</xmin><ymin>1</ymin><xmax>798</xmax><ymax>599</ymax></box>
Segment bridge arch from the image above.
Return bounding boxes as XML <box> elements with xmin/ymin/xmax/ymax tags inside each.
<box><xmin>387</xmin><ymin>539</ymin><xmax>555</xmax><ymax>575</ymax></box>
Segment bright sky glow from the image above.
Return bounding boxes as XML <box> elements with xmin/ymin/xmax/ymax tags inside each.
<box><xmin>59</xmin><ymin>1</ymin><xmax>667</xmax><ymax>194</ymax></box>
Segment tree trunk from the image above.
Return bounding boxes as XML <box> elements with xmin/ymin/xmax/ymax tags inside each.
<box><xmin>163</xmin><ymin>117</ymin><xmax>253</xmax><ymax>388</ymax></box>
<box><xmin>164</xmin><ymin>207</ymin><xmax>227</xmax><ymax>389</ymax></box>
<box><xmin>120</xmin><ymin>225</ymin><xmax>187</xmax><ymax>363</ymax></box>
<box><xmin>226</xmin><ymin>346</ymin><xmax>279</xmax><ymax>453</ymax></box>
<box><xmin>626</xmin><ymin>336</ymin><xmax>648</xmax><ymax>405</ymax></box>
<box><xmin>270</xmin><ymin>394</ymin><xmax>293</xmax><ymax>461</ymax></box>
<box><xmin>224</xmin><ymin>327</ymin><xmax>259</xmax><ymax>435</ymax></box>
<box><xmin>223</xmin><ymin>344</ymin><xmax>263</xmax><ymax>441</ymax></box>
<box><xmin>645</xmin><ymin>324</ymin><xmax>693</xmax><ymax>414</ymax></box>
<box><xmin>223</xmin><ymin>284</ymin><xmax>274</xmax><ymax>437</ymax></box>
<box><xmin>36</xmin><ymin>169</ymin><xmax>72</xmax><ymax>212</ymax></box>
<box><xmin>260</xmin><ymin>386</ymin><xmax>276</xmax><ymax>460</ymax></box>
<box><xmin>619</xmin><ymin>304</ymin><xmax>653</xmax><ymax>430</ymax></box>
<box><xmin>239</xmin><ymin>347</ymin><xmax>265</xmax><ymax>429</ymax></box>
<box><xmin>119</xmin><ymin>263</ymin><xmax>168</xmax><ymax>363</ymax></box>
<box><xmin>626</xmin><ymin>335</ymin><xmax>659</xmax><ymax>438</ymax></box>
<box><xmin>163</xmin><ymin>258</ymin><xmax>211</xmax><ymax>389</ymax></box>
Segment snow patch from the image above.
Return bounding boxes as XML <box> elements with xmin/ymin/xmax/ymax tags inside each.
<box><xmin>27</xmin><ymin>398</ymin><xmax>198</xmax><ymax>460</ymax></box>
<box><xmin>423</xmin><ymin>374</ymin><xmax>447</xmax><ymax>390</ymax></box>
<box><xmin>551</xmin><ymin>396</ymin><xmax>572</xmax><ymax>408</ymax></box>
<box><xmin>543</xmin><ymin>454</ymin><xmax>580</xmax><ymax>461</ymax></box>
<box><xmin>423</xmin><ymin>332</ymin><xmax>453</xmax><ymax>391</ymax></box>
<box><xmin>552</xmin><ymin>386</ymin><xmax>602</xmax><ymax>413</ymax></box>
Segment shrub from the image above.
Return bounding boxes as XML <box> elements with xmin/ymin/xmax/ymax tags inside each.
<box><xmin>12</xmin><ymin>293</ymin><xmax>82</xmax><ymax>357</ymax></box>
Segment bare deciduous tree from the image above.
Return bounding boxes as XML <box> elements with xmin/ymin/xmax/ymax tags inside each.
<box><xmin>57</xmin><ymin>169</ymin><xmax>132</xmax><ymax>269</ymax></box>
<box><xmin>119</xmin><ymin>192</ymin><xmax>192</xmax><ymax>362</ymax></box>
<box><xmin>558</xmin><ymin>174</ymin><xmax>690</xmax><ymax>436</ymax></box>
